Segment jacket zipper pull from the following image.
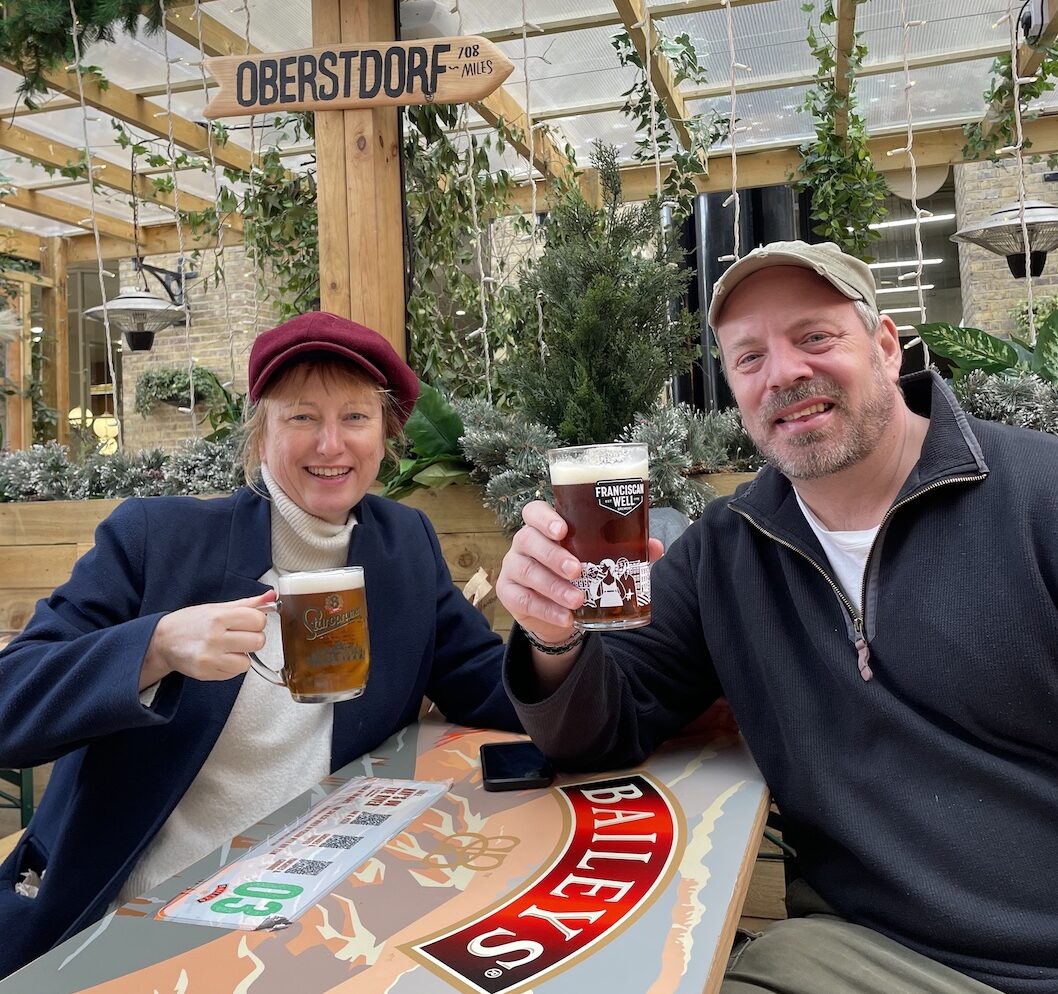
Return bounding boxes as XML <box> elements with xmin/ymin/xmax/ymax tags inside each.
<box><xmin>853</xmin><ymin>616</ymin><xmax>873</xmax><ymax>682</ymax></box>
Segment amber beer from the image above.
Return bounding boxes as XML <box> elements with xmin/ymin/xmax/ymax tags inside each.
<box><xmin>548</xmin><ymin>443</ymin><xmax>651</xmax><ymax>631</ymax></box>
<box><xmin>249</xmin><ymin>567</ymin><xmax>370</xmax><ymax>703</ymax></box>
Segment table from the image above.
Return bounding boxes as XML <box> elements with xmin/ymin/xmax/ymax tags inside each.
<box><xmin>3</xmin><ymin>715</ymin><xmax>768</xmax><ymax>994</ymax></box>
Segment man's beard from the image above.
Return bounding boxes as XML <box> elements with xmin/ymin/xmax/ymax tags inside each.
<box><xmin>749</xmin><ymin>348</ymin><xmax>896</xmax><ymax>481</ymax></box>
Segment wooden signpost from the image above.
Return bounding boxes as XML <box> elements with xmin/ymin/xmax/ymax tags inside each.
<box><xmin>202</xmin><ymin>37</ymin><xmax>513</xmax><ymax>118</ymax></box>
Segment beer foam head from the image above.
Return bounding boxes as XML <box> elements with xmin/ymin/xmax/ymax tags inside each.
<box><xmin>548</xmin><ymin>444</ymin><xmax>649</xmax><ymax>487</ymax></box>
<box><xmin>278</xmin><ymin>567</ymin><xmax>365</xmax><ymax>596</ymax></box>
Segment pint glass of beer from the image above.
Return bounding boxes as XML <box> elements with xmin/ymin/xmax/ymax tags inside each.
<box><xmin>547</xmin><ymin>442</ymin><xmax>651</xmax><ymax>631</ymax></box>
<box><xmin>249</xmin><ymin>566</ymin><xmax>370</xmax><ymax>703</ymax></box>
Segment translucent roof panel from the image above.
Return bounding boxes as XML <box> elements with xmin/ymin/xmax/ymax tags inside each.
<box><xmin>858</xmin><ymin>1</ymin><xmax>1009</xmax><ymax>67</ymax></box>
<box><xmin>689</xmin><ymin>84</ymin><xmax>815</xmax><ymax>153</ymax></box>
<box><xmin>660</xmin><ymin>0</ymin><xmax>818</xmax><ymax>92</ymax></box>
<box><xmin>858</xmin><ymin>60</ymin><xmax>998</xmax><ymax>132</ymax></box>
<box><xmin>459</xmin><ymin>0</ymin><xmax>617</xmax><ymax>36</ymax></box>
<box><xmin>497</xmin><ymin>25</ymin><xmax>637</xmax><ymax>114</ymax></box>
<box><xmin>548</xmin><ymin>109</ymin><xmax>644</xmax><ymax>166</ymax></box>
<box><xmin>200</xmin><ymin>0</ymin><xmax>311</xmax><ymax>53</ymax></box>
<box><xmin>78</xmin><ymin>17</ymin><xmax>205</xmax><ymax>90</ymax></box>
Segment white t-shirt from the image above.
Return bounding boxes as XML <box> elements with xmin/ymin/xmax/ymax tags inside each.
<box><xmin>794</xmin><ymin>491</ymin><xmax>879</xmax><ymax>617</ymax></box>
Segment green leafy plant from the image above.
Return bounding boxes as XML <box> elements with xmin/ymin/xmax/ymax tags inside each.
<box><xmin>917</xmin><ymin>314</ymin><xmax>1058</xmax><ymax>383</ymax></box>
<box><xmin>963</xmin><ymin>48</ymin><xmax>1058</xmax><ymax>164</ymax></box>
<box><xmin>953</xmin><ymin>369</ymin><xmax>1058</xmax><ymax>434</ymax></box>
<box><xmin>499</xmin><ymin>142</ymin><xmax>699</xmax><ymax>446</ymax></box>
<box><xmin>612</xmin><ymin>28</ymin><xmax>731</xmax><ymax>220</ymax></box>
<box><xmin>1012</xmin><ymin>294</ymin><xmax>1058</xmax><ymax>338</ymax></box>
<box><xmin>0</xmin><ymin>1</ymin><xmax>160</xmax><ymax>106</ymax></box>
<box><xmin>376</xmin><ymin>381</ymin><xmax>471</xmax><ymax>500</ymax></box>
<box><xmin>133</xmin><ymin>366</ymin><xmax>226</xmax><ymax>417</ymax></box>
<box><xmin>791</xmin><ymin>0</ymin><xmax>889</xmax><ymax>259</ymax></box>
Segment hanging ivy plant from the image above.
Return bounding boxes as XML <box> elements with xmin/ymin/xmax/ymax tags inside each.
<box><xmin>612</xmin><ymin>28</ymin><xmax>731</xmax><ymax>220</ymax></box>
<box><xmin>0</xmin><ymin>1</ymin><xmax>161</xmax><ymax>107</ymax></box>
<box><xmin>133</xmin><ymin>366</ymin><xmax>226</xmax><ymax>417</ymax></box>
<box><xmin>962</xmin><ymin>47</ymin><xmax>1058</xmax><ymax>164</ymax></box>
<box><xmin>790</xmin><ymin>0</ymin><xmax>889</xmax><ymax>260</ymax></box>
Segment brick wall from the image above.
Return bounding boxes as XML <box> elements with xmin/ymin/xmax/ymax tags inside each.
<box><xmin>119</xmin><ymin>246</ymin><xmax>281</xmax><ymax>451</ymax></box>
<box><xmin>954</xmin><ymin>158</ymin><xmax>1058</xmax><ymax>338</ymax></box>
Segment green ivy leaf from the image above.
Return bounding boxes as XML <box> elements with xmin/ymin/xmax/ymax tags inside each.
<box><xmin>1031</xmin><ymin>310</ymin><xmax>1058</xmax><ymax>382</ymax></box>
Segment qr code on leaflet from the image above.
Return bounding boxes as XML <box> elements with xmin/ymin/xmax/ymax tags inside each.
<box><xmin>287</xmin><ymin>859</ymin><xmax>331</xmax><ymax>876</ymax></box>
<box><xmin>350</xmin><ymin>812</ymin><xmax>389</xmax><ymax>827</ymax></box>
<box><xmin>320</xmin><ymin>834</ymin><xmax>362</xmax><ymax>849</ymax></box>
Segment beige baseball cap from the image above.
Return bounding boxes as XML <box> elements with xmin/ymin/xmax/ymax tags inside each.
<box><xmin>707</xmin><ymin>240</ymin><xmax>877</xmax><ymax>329</ymax></box>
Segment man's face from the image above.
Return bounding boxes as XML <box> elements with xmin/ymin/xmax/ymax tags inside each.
<box><xmin>714</xmin><ymin>266</ymin><xmax>902</xmax><ymax>481</ymax></box>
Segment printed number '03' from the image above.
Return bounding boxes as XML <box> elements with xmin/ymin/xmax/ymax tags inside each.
<box><xmin>211</xmin><ymin>881</ymin><xmax>305</xmax><ymax>917</ymax></box>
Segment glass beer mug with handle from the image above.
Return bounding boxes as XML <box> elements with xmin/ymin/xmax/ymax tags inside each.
<box><xmin>547</xmin><ymin>442</ymin><xmax>652</xmax><ymax>631</ymax></box>
<box><xmin>248</xmin><ymin>566</ymin><xmax>371</xmax><ymax>703</ymax></box>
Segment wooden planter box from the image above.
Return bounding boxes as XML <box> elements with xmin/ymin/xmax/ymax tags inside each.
<box><xmin>0</xmin><ymin>473</ymin><xmax>757</xmax><ymax>639</ymax></box>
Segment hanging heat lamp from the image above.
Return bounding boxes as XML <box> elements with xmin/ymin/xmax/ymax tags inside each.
<box><xmin>951</xmin><ymin>200</ymin><xmax>1058</xmax><ymax>278</ymax></box>
<box><xmin>82</xmin><ymin>151</ymin><xmax>192</xmax><ymax>350</ymax></box>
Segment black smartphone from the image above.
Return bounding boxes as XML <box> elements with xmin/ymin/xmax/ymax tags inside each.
<box><xmin>480</xmin><ymin>741</ymin><xmax>555</xmax><ymax>792</ymax></box>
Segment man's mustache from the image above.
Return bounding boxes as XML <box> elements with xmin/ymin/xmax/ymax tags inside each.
<box><xmin>759</xmin><ymin>378</ymin><xmax>846</xmax><ymax>424</ymax></box>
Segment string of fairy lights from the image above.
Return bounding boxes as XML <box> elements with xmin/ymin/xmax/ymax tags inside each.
<box><xmin>888</xmin><ymin>0</ymin><xmax>930</xmax><ymax>365</ymax></box>
<box><xmin>157</xmin><ymin>0</ymin><xmax>198</xmax><ymax>436</ymax></box>
<box><xmin>67</xmin><ymin>0</ymin><xmax>123</xmax><ymax>450</ymax></box>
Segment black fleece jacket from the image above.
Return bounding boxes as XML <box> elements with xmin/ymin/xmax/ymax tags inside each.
<box><xmin>505</xmin><ymin>372</ymin><xmax>1058</xmax><ymax>994</ymax></box>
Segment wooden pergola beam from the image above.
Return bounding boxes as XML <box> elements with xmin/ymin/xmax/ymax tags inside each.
<box><xmin>64</xmin><ymin>220</ymin><xmax>243</xmax><ymax>264</ymax></box>
<box><xmin>980</xmin><ymin>0</ymin><xmax>1058</xmax><ymax>139</ymax></box>
<box><xmin>832</xmin><ymin>0</ymin><xmax>859</xmax><ymax>137</ymax></box>
<box><xmin>507</xmin><ymin>114</ymin><xmax>1058</xmax><ymax>211</ymax></box>
<box><xmin>163</xmin><ymin>4</ymin><xmax>251</xmax><ymax>58</ymax></box>
<box><xmin>0</xmin><ymin>61</ymin><xmax>254</xmax><ymax>175</ymax></box>
<box><xmin>0</xmin><ymin>79</ymin><xmax>209</xmax><ymax>121</ymax></box>
<box><xmin>1019</xmin><ymin>0</ymin><xmax>1058</xmax><ymax>78</ymax></box>
<box><xmin>0</xmin><ymin>226</ymin><xmax>44</xmax><ymax>262</ymax></box>
<box><xmin>613</xmin><ymin>0</ymin><xmax>699</xmax><ymax>157</ymax></box>
<box><xmin>2</xmin><ymin>187</ymin><xmax>136</xmax><ymax>242</ymax></box>
<box><xmin>0</xmin><ymin>120</ymin><xmax>243</xmax><ymax>231</ymax></box>
<box><xmin>474</xmin><ymin>88</ymin><xmax>570</xmax><ymax>177</ymax></box>
<box><xmin>483</xmin><ymin>0</ymin><xmax>772</xmax><ymax>44</ymax></box>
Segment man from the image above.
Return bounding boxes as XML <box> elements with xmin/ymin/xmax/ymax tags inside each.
<box><xmin>496</xmin><ymin>241</ymin><xmax>1058</xmax><ymax>994</ymax></box>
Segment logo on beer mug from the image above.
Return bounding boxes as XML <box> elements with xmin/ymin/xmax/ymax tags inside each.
<box><xmin>593</xmin><ymin>477</ymin><xmax>645</xmax><ymax>516</ymax></box>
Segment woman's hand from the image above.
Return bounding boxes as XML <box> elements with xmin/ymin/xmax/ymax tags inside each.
<box><xmin>140</xmin><ymin>590</ymin><xmax>277</xmax><ymax>691</ymax></box>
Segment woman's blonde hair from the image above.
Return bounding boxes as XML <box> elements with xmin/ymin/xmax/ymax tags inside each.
<box><xmin>240</xmin><ymin>357</ymin><xmax>406</xmax><ymax>486</ymax></box>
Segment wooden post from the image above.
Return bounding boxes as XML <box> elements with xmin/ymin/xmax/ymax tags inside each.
<box><xmin>40</xmin><ymin>238</ymin><xmax>69</xmax><ymax>445</ymax></box>
<box><xmin>3</xmin><ymin>289</ymin><xmax>32</xmax><ymax>449</ymax></box>
<box><xmin>311</xmin><ymin>0</ymin><xmax>406</xmax><ymax>358</ymax></box>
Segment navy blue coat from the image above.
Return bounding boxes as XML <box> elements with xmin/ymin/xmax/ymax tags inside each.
<box><xmin>0</xmin><ymin>488</ymin><xmax>519</xmax><ymax>977</ymax></box>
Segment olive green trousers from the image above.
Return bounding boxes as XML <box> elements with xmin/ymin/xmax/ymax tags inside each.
<box><xmin>723</xmin><ymin>882</ymin><xmax>1001</xmax><ymax>994</ymax></box>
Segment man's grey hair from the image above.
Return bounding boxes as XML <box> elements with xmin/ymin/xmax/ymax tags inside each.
<box><xmin>853</xmin><ymin>299</ymin><xmax>882</xmax><ymax>335</ymax></box>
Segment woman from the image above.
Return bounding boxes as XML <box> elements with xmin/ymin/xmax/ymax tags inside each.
<box><xmin>0</xmin><ymin>312</ymin><xmax>519</xmax><ymax>978</ymax></box>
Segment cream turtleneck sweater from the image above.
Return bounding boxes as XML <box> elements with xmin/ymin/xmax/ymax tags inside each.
<box><xmin>117</xmin><ymin>468</ymin><xmax>356</xmax><ymax>905</ymax></box>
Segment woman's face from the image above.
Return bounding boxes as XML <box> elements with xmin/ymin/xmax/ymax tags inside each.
<box><xmin>259</xmin><ymin>366</ymin><xmax>386</xmax><ymax>523</ymax></box>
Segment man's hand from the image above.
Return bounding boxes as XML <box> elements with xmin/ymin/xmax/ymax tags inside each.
<box><xmin>140</xmin><ymin>590</ymin><xmax>277</xmax><ymax>691</ymax></box>
<box><xmin>497</xmin><ymin>502</ymin><xmax>662</xmax><ymax>694</ymax></box>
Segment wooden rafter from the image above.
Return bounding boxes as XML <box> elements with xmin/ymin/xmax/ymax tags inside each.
<box><xmin>0</xmin><ymin>120</ymin><xmax>243</xmax><ymax>231</ymax></box>
<box><xmin>1</xmin><ymin>188</ymin><xmax>135</xmax><ymax>242</ymax></box>
<box><xmin>832</xmin><ymin>0</ymin><xmax>859</xmax><ymax>137</ymax></box>
<box><xmin>507</xmin><ymin>114</ymin><xmax>1058</xmax><ymax>212</ymax></box>
<box><xmin>980</xmin><ymin>0</ymin><xmax>1058</xmax><ymax>139</ymax></box>
<box><xmin>474</xmin><ymin>88</ymin><xmax>570</xmax><ymax>177</ymax></box>
<box><xmin>0</xmin><ymin>226</ymin><xmax>44</xmax><ymax>262</ymax></box>
<box><xmin>65</xmin><ymin>220</ymin><xmax>243</xmax><ymax>264</ymax></box>
<box><xmin>613</xmin><ymin>0</ymin><xmax>699</xmax><ymax>157</ymax></box>
<box><xmin>0</xmin><ymin>61</ymin><xmax>254</xmax><ymax>175</ymax></box>
<box><xmin>0</xmin><ymin>78</ymin><xmax>207</xmax><ymax>121</ymax></box>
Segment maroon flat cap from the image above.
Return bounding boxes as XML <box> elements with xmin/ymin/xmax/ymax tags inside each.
<box><xmin>247</xmin><ymin>312</ymin><xmax>420</xmax><ymax>424</ymax></box>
